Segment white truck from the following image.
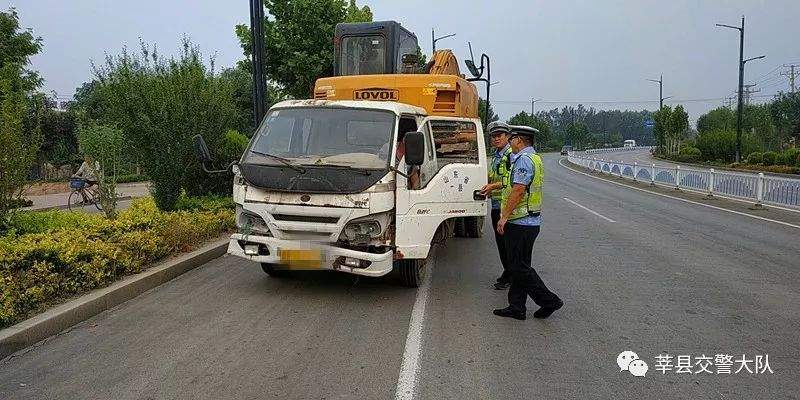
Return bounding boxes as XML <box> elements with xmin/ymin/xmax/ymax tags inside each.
<box><xmin>201</xmin><ymin>99</ymin><xmax>488</xmax><ymax>286</ymax></box>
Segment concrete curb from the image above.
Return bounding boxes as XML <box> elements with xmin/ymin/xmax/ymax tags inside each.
<box><xmin>0</xmin><ymin>237</ymin><xmax>229</xmax><ymax>359</ymax></box>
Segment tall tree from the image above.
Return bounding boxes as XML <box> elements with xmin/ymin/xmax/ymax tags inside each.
<box><xmin>652</xmin><ymin>106</ymin><xmax>672</xmax><ymax>154</ymax></box>
<box><xmin>507</xmin><ymin>111</ymin><xmax>553</xmax><ymax>149</ymax></box>
<box><xmin>0</xmin><ymin>8</ymin><xmax>42</xmax><ymax>92</ymax></box>
<box><xmin>478</xmin><ymin>97</ymin><xmax>498</xmax><ymax>127</ymax></box>
<box><xmin>0</xmin><ymin>8</ymin><xmax>43</xmax><ymax>226</ymax></box>
<box><xmin>670</xmin><ymin>105</ymin><xmax>689</xmax><ymax>154</ymax></box>
<box><xmin>235</xmin><ymin>0</ymin><xmax>372</xmax><ymax>99</ymax></box>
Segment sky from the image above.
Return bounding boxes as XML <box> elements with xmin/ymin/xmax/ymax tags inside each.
<box><xmin>5</xmin><ymin>0</ymin><xmax>800</xmax><ymax>125</ymax></box>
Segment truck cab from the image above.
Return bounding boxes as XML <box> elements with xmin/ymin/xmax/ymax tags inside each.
<box><xmin>228</xmin><ymin>99</ymin><xmax>487</xmax><ymax>286</ymax></box>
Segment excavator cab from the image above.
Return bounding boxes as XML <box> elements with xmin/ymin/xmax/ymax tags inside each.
<box><xmin>334</xmin><ymin>21</ymin><xmax>419</xmax><ymax>76</ymax></box>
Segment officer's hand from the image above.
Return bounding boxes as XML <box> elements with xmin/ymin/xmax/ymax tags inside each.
<box><xmin>496</xmin><ymin>216</ymin><xmax>507</xmax><ymax>235</ymax></box>
<box><xmin>479</xmin><ymin>183</ymin><xmax>494</xmax><ymax>196</ymax></box>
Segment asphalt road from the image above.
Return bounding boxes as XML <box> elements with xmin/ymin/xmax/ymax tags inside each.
<box><xmin>1</xmin><ymin>153</ymin><xmax>798</xmax><ymax>399</ymax></box>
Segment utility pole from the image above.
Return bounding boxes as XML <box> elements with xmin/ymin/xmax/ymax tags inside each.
<box><xmin>647</xmin><ymin>75</ymin><xmax>672</xmax><ymax>110</ymax></box>
<box><xmin>716</xmin><ymin>16</ymin><xmax>765</xmax><ymax>163</ymax></box>
<box><xmin>249</xmin><ymin>0</ymin><xmax>267</xmax><ymax>127</ymax></box>
<box><xmin>742</xmin><ymin>84</ymin><xmax>760</xmax><ymax>105</ymax></box>
<box><xmin>782</xmin><ymin>64</ymin><xmax>798</xmax><ymax>93</ymax></box>
<box><xmin>431</xmin><ymin>29</ymin><xmax>455</xmax><ymax>53</ymax></box>
<box><xmin>530</xmin><ymin>98</ymin><xmax>541</xmax><ymax>116</ymax></box>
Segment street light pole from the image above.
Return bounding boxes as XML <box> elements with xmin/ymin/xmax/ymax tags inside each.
<box><xmin>249</xmin><ymin>0</ymin><xmax>267</xmax><ymax>129</ymax></box>
<box><xmin>431</xmin><ymin>29</ymin><xmax>455</xmax><ymax>53</ymax></box>
<box><xmin>716</xmin><ymin>16</ymin><xmax>764</xmax><ymax>163</ymax></box>
<box><xmin>647</xmin><ymin>75</ymin><xmax>664</xmax><ymax>109</ymax></box>
<box><xmin>531</xmin><ymin>98</ymin><xmax>541</xmax><ymax>116</ymax></box>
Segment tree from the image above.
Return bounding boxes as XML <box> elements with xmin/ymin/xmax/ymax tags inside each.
<box><xmin>235</xmin><ymin>0</ymin><xmax>372</xmax><ymax>99</ymax></box>
<box><xmin>669</xmin><ymin>105</ymin><xmax>689</xmax><ymax>154</ymax></box>
<box><xmin>0</xmin><ymin>8</ymin><xmax>42</xmax><ymax>92</ymax></box>
<box><xmin>478</xmin><ymin>97</ymin><xmax>498</xmax><ymax>127</ymax></box>
<box><xmin>697</xmin><ymin>107</ymin><xmax>735</xmax><ymax>134</ymax></box>
<box><xmin>218</xmin><ymin>64</ymin><xmax>284</xmax><ymax>136</ymax></box>
<box><xmin>0</xmin><ymin>9</ymin><xmax>43</xmax><ymax>228</ymax></box>
<box><xmin>652</xmin><ymin>106</ymin><xmax>672</xmax><ymax>154</ymax></box>
<box><xmin>507</xmin><ymin>111</ymin><xmax>553</xmax><ymax>150</ymax></box>
<box><xmin>92</xmin><ymin>39</ymin><xmax>242</xmax><ymax>210</ymax></box>
<box><xmin>77</xmin><ymin>124</ymin><xmax>124</xmax><ymax>219</ymax></box>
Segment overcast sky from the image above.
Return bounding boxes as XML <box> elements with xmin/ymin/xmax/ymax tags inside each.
<box><xmin>6</xmin><ymin>0</ymin><xmax>800</xmax><ymax>124</ymax></box>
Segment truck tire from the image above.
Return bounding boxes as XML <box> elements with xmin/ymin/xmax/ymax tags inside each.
<box><xmin>261</xmin><ymin>263</ymin><xmax>288</xmax><ymax>277</ymax></box>
<box><xmin>463</xmin><ymin>216</ymin><xmax>484</xmax><ymax>238</ymax></box>
<box><xmin>397</xmin><ymin>259</ymin><xmax>425</xmax><ymax>288</ymax></box>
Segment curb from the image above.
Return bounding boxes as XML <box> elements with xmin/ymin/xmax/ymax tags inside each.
<box><xmin>0</xmin><ymin>237</ymin><xmax>229</xmax><ymax>359</ymax></box>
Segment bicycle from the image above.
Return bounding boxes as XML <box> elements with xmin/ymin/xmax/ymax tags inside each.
<box><xmin>68</xmin><ymin>178</ymin><xmax>102</xmax><ymax>211</ymax></box>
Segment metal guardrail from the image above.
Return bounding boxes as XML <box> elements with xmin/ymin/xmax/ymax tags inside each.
<box><xmin>567</xmin><ymin>152</ymin><xmax>800</xmax><ymax>210</ymax></box>
<box><xmin>583</xmin><ymin>146</ymin><xmax>654</xmax><ymax>155</ymax></box>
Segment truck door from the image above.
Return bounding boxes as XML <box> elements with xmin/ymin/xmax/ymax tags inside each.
<box><xmin>395</xmin><ymin>117</ymin><xmax>488</xmax><ymax>259</ymax></box>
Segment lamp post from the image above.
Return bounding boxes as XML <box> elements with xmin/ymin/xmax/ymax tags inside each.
<box><xmin>431</xmin><ymin>29</ymin><xmax>456</xmax><ymax>52</ymax></box>
<box><xmin>716</xmin><ymin>16</ymin><xmax>765</xmax><ymax>163</ymax></box>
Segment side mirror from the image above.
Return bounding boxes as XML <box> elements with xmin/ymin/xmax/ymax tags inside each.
<box><xmin>192</xmin><ymin>134</ymin><xmax>212</xmax><ymax>164</ymax></box>
<box><xmin>465</xmin><ymin>59</ymin><xmax>481</xmax><ymax>78</ymax></box>
<box><xmin>404</xmin><ymin>131</ymin><xmax>425</xmax><ymax>166</ymax></box>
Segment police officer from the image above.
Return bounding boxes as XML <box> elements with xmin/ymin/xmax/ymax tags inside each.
<box><xmin>493</xmin><ymin>125</ymin><xmax>563</xmax><ymax>320</ymax></box>
<box><xmin>480</xmin><ymin>121</ymin><xmax>513</xmax><ymax>289</ymax></box>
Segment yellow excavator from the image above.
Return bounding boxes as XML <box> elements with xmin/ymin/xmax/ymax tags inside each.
<box><xmin>314</xmin><ymin>20</ymin><xmax>491</xmax><ymax>122</ymax></box>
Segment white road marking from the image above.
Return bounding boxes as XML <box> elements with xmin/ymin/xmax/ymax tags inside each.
<box><xmin>559</xmin><ymin>158</ymin><xmax>800</xmax><ymax>230</ymax></box>
<box><xmin>394</xmin><ymin>258</ymin><xmax>434</xmax><ymax>400</ymax></box>
<box><xmin>563</xmin><ymin>197</ymin><xmax>617</xmax><ymax>223</ymax></box>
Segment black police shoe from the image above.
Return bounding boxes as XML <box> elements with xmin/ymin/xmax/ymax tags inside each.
<box><xmin>493</xmin><ymin>307</ymin><xmax>526</xmax><ymax>320</ymax></box>
<box><xmin>493</xmin><ymin>281</ymin><xmax>511</xmax><ymax>290</ymax></box>
<box><xmin>533</xmin><ymin>299</ymin><xmax>564</xmax><ymax>319</ymax></box>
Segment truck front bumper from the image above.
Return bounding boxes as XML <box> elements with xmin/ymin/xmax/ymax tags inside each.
<box><xmin>228</xmin><ymin>233</ymin><xmax>395</xmax><ymax>277</ymax></box>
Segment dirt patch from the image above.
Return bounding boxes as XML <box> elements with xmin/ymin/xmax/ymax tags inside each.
<box><xmin>23</xmin><ymin>181</ymin><xmax>70</xmax><ymax>196</ymax></box>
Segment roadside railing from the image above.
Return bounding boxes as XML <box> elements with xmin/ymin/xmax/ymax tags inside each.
<box><xmin>583</xmin><ymin>146</ymin><xmax>653</xmax><ymax>155</ymax></box>
<box><xmin>566</xmin><ymin>152</ymin><xmax>800</xmax><ymax>210</ymax></box>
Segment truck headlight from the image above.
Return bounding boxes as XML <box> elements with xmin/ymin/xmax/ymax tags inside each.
<box><xmin>236</xmin><ymin>206</ymin><xmax>270</xmax><ymax>235</ymax></box>
<box><xmin>343</xmin><ymin>220</ymin><xmax>381</xmax><ymax>241</ymax></box>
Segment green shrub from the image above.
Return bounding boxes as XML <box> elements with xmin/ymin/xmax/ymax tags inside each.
<box><xmin>777</xmin><ymin>148</ymin><xmax>800</xmax><ymax>166</ymax></box>
<box><xmin>746</xmin><ymin>152</ymin><xmax>763</xmax><ymax>165</ymax></box>
<box><xmin>115</xmin><ymin>174</ymin><xmax>147</xmax><ymax>184</ymax></box>
<box><xmin>674</xmin><ymin>146</ymin><xmax>702</xmax><ymax>163</ymax></box>
<box><xmin>762</xmin><ymin>151</ymin><xmax>778</xmax><ymax>166</ymax></box>
<box><xmin>93</xmin><ymin>39</ymin><xmax>241</xmax><ymax>210</ymax></box>
<box><xmin>0</xmin><ymin>197</ymin><xmax>234</xmax><ymax>327</ymax></box>
<box><xmin>696</xmin><ymin>129</ymin><xmax>760</xmax><ymax>163</ymax></box>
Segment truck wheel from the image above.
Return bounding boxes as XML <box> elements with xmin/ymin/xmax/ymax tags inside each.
<box><xmin>261</xmin><ymin>263</ymin><xmax>288</xmax><ymax>277</ymax></box>
<box><xmin>397</xmin><ymin>259</ymin><xmax>425</xmax><ymax>288</ymax></box>
<box><xmin>463</xmin><ymin>216</ymin><xmax>484</xmax><ymax>238</ymax></box>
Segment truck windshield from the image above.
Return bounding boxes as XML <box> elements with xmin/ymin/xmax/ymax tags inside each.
<box><xmin>340</xmin><ymin>35</ymin><xmax>386</xmax><ymax>75</ymax></box>
<box><xmin>244</xmin><ymin>107</ymin><xmax>396</xmax><ymax>170</ymax></box>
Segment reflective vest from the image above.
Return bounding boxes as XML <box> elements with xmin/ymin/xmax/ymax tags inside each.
<box><xmin>488</xmin><ymin>146</ymin><xmax>512</xmax><ymax>202</ymax></box>
<box><xmin>501</xmin><ymin>151</ymin><xmax>544</xmax><ymax>220</ymax></box>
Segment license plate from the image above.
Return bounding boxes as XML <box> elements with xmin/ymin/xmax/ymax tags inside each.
<box><xmin>279</xmin><ymin>249</ymin><xmax>322</xmax><ymax>269</ymax></box>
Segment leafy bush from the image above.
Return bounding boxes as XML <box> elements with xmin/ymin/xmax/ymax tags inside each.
<box><xmin>115</xmin><ymin>174</ymin><xmax>147</xmax><ymax>184</ymax></box>
<box><xmin>92</xmin><ymin>39</ymin><xmax>241</xmax><ymax>210</ymax></box>
<box><xmin>746</xmin><ymin>152</ymin><xmax>763</xmax><ymax>165</ymax></box>
<box><xmin>674</xmin><ymin>146</ymin><xmax>702</xmax><ymax>163</ymax></box>
<box><xmin>762</xmin><ymin>151</ymin><xmax>778</xmax><ymax>166</ymax></box>
<box><xmin>695</xmin><ymin>129</ymin><xmax>760</xmax><ymax>163</ymax></box>
<box><xmin>0</xmin><ymin>197</ymin><xmax>234</xmax><ymax>327</ymax></box>
<box><xmin>78</xmin><ymin>124</ymin><xmax>124</xmax><ymax>219</ymax></box>
<box><xmin>777</xmin><ymin>148</ymin><xmax>800</xmax><ymax>166</ymax></box>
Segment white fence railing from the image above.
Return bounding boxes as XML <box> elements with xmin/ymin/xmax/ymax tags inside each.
<box><xmin>583</xmin><ymin>146</ymin><xmax>654</xmax><ymax>155</ymax></box>
<box><xmin>567</xmin><ymin>152</ymin><xmax>800</xmax><ymax>210</ymax></box>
